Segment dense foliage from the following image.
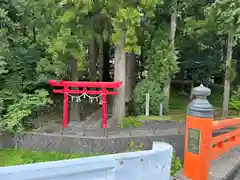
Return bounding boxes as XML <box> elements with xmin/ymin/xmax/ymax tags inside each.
<box><xmin>0</xmin><ymin>1</ymin><xmax>52</xmax><ymax>133</ymax></box>
<box><xmin>133</xmin><ymin>79</ymin><xmax>163</xmax><ymax>115</ymax></box>
<box><xmin>0</xmin><ymin>0</ymin><xmax>239</xmax><ymax>133</ymax></box>
<box><xmin>229</xmin><ymin>89</ymin><xmax>240</xmax><ymax>111</ymax></box>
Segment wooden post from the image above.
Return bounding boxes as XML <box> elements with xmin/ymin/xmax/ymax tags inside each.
<box><xmin>102</xmin><ymin>88</ymin><xmax>107</xmax><ymax>129</ymax></box>
<box><xmin>63</xmin><ymin>86</ymin><xmax>69</xmax><ymax>128</ymax></box>
<box><xmin>160</xmin><ymin>103</ymin><xmax>163</xmax><ymax>120</ymax></box>
<box><xmin>145</xmin><ymin>93</ymin><xmax>150</xmax><ymax>116</ymax></box>
<box><xmin>184</xmin><ymin>84</ymin><xmax>213</xmax><ymax>180</ymax></box>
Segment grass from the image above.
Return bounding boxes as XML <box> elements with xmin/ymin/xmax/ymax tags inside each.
<box><xmin>169</xmin><ymin>87</ymin><xmax>239</xmax><ymax>121</ymax></box>
<box><xmin>122</xmin><ymin>86</ymin><xmax>239</xmax><ymax>127</ymax></box>
<box><xmin>137</xmin><ymin>115</ymin><xmax>172</xmax><ymax>121</ymax></box>
<box><xmin>0</xmin><ymin>146</ymin><xmax>182</xmax><ymax>175</ymax></box>
<box><xmin>122</xmin><ymin>86</ymin><xmax>239</xmax><ymax>126</ymax></box>
<box><xmin>169</xmin><ymin>89</ymin><xmax>189</xmax><ymax>121</ymax></box>
<box><xmin>0</xmin><ymin>149</ymin><xmax>101</xmax><ymax>167</ymax></box>
<box><xmin>121</xmin><ymin>115</ymin><xmax>173</xmax><ymax>128</ymax></box>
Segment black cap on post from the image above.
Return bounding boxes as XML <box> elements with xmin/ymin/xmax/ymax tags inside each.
<box><xmin>187</xmin><ymin>84</ymin><xmax>213</xmax><ymax>118</ymax></box>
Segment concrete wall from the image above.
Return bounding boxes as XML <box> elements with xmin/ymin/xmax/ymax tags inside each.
<box><xmin>1</xmin><ymin>131</ymin><xmax>185</xmax><ymax>159</ymax></box>
<box><xmin>0</xmin><ymin>133</ymin><xmax>14</xmax><ymax>149</ymax></box>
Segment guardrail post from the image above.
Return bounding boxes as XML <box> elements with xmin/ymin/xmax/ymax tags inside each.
<box><xmin>184</xmin><ymin>84</ymin><xmax>213</xmax><ymax>180</ymax></box>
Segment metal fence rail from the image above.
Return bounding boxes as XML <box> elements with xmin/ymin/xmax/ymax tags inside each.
<box><xmin>0</xmin><ymin>142</ymin><xmax>173</xmax><ymax>180</ymax></box>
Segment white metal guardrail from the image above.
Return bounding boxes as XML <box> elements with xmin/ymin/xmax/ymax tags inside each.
<box><xmin>0</xmin><ymin>142</ymin><xmax>173</xmax><ymax>180</ymax></box>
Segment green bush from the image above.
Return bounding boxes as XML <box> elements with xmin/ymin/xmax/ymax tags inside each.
<box><xmin>133</xmin><ymin>79</ymin><xmax>163</xmax><ymax>115</ymax></box>
<box><xmin>229</xmin><ymin>89</ymin><xmax>240</xmax><ymax>111</ymax></box>
<box><xmin>120</xmin><ymin>116</ymin><xmax>142</xmax><ymax>128</ymax></box>
<box><xmin>125</xmin><ymin>141</ymin><xmax>145</xmax><ymax>152</ymax></box>
<box><xmin>171</xmin><ymin>151</ymin><xmax>182</xmax><ymax>175</ymax></box>
<box><xmin>0</xmin><ymin>90</ymin><xmax>52</xmax><ymax>133</ymax></box>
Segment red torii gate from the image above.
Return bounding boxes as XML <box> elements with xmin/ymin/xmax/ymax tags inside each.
<box><xmin>48</xmin><ymin>80</ymin><xmax>122</xmax><ymax>129</ymax></box>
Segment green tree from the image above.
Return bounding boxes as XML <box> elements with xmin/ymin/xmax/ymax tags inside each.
<box><xmin>27</xmin><ymin>0</ymin><xmax>95</xmax><ymax>121</ymax></box>
<box><xmin>0</xmin><ymin>1</ymin><xmax>52</xmax><ymax>132</ymax></box>
<box><xmin>111</xmin><ymin>0</ymin><xmax>161</xmax><ymax>125</ymax></box>
<box><xmin>206</xmin><ymin>0</ymin><xmax>240</xmax><ymax>117</ymax></box>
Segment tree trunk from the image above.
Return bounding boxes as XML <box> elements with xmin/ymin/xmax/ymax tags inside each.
<box><xmin>181</xmin><ymin>70</ymin><xmax>185</xmax><ymax>91</ymax></box>
<box><xmin>70</xmin><ymin>58</ymin><xmax>80</xmax><ymax>121</ymax></box>
<box><xmin>125</xmin><ymin>52</ymin><xmax>136</xmax><ymax>116</ymax></box>
<box><xmin>125</xmin><ymin>52</ymin><xmax>136</xmax><ymax>103</ymax></box>
<box><xmin>163</xmin><ymin>11</ymin><xmax>177</xmax><ymax>114</ymax></box>
<box><xmin>112</xmin><ymin>32</ymin><xmax>126</xmax><ymax>125</ymax></box>
<box><xmin>163</xmin><ymin>76</ymin><xmax>171</xmax><ymax>113</ymax></box>
<box><xmin>103</xmin><ymin>41</ymin><xmax>111</xmax><ymax>81</ymax></box>
<box><xmin>237</xmin><ymin>58</ymin><xmax>240</xmax><ymax>86</ymax></box>
<box><xmin>89</xmin><ymin>34</ymin><xmax>97</xmax><ymax>81</ymax></box>
<box><xmin>222</xmin><ymin>31</ymin><xmax>233</xmax><ymax>118</ymax></box>
<box><xmin>99</xmin><ymin>35</ymin><xmax>104</xmax><ymax>81</ymax></box>
<box><xmin>190</xmin><ymin>77</ymin><xmax>194</xmax><ymax>100</ymax></box>
<box><xmin>139</xmin><ymin>45</ymin><xmax>144</xmax><ymax>79</ymax></box>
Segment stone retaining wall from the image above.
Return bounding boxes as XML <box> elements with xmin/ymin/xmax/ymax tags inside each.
<box><xmin>0</xmin><ymin>133</ymin><xmax>14</xmax><ymax>149</ymax></box>
<box><xmin>0</xmin><ymin>132</ymin><xmax>185</xmax><ymax>159</ymax></box>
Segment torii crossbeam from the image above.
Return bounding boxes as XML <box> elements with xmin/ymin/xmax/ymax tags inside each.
<box><xmin>48</xmin><ymin>80</ymin><xmax>122</xmax><ymax>129</ymax></box>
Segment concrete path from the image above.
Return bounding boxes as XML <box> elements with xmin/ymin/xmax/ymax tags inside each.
<box><xmin>233</xmin><ymin>170</ymin><xmax>240</xmax><ymax>180</ymax></box>
<box><xmin>61</xmin><ymin>120</ymin><xmax>185</xmax><ymax>137</ymax></box>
